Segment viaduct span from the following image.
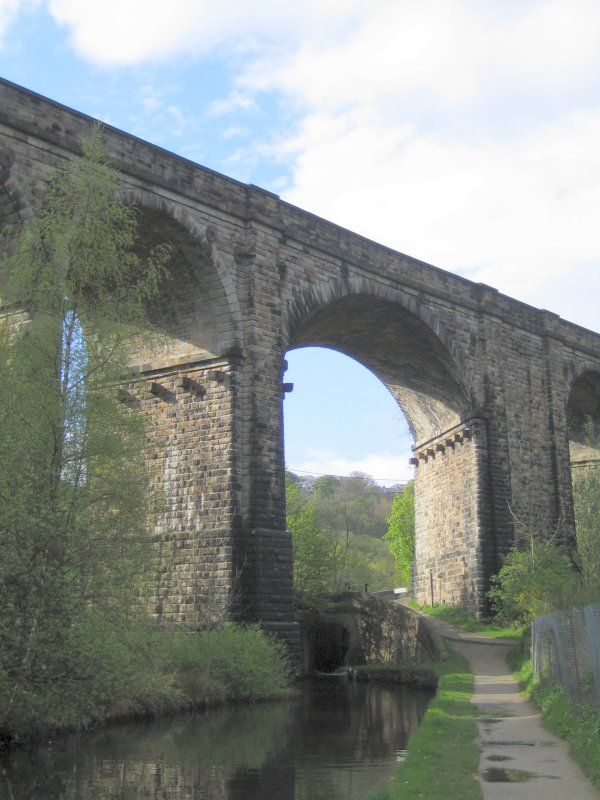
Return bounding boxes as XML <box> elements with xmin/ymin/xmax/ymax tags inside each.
<box><xmin>1</xmin><ymin>79</ymin><xmax>599</xmax><ymax>651</ymax></box>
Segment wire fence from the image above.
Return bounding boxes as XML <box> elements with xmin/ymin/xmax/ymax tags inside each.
<box><xmin>532</xmin><ymin>603</ymin><xmax>600</xmax><ymax>707</ymax></box>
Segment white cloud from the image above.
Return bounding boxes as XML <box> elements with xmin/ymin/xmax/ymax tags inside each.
<box><xmin>223</xmin><ymin>125</ymin><xmax>248</xmax><ymax>140</ymax></box>
<box><xmin>207</xmin><ymin>91</ymin><xmax>257</xmax><ymax>118</ymax></box>
<box><xmin>276</xmin><ymin>108</ymin><xmax>600</xmax><ymax>327</ymax></box>
<box><xmin>234</xmin><ymin>0</ymin><xmax>600</xmax><ymax>331</ymax></box>
<box><xmin>168</xmin><ymin>105</ymin><xmax>185</xmax><ymax>137</ymax></box>
<box><xmin>241</xmin><ymin>1</ymin><xmax>600</xmax><ymax>109</ymax></box>
<box><xmin>287</xmin><ymin>449</ymin><xmax>414</xmax><ymax>487</ymax></box>
<box><xmin>41</xmin><ymin>0</ymin><xmax>363</xmax><ymax>66</ymax></box>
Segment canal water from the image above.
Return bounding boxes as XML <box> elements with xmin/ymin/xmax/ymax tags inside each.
<box><xmin>1</xmin><ymin>679</ymin><xmax>432</xmax><ymax>800</ymax></box>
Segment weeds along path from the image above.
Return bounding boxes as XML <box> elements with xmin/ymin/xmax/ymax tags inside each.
<box><xmin>423</xmin><ymin>615</ymin><xmax>599</xmax><ymax>800</ymax></box>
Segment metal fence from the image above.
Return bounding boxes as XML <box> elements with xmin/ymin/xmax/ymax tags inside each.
<box><xmin>532</xmin><ymin>603</ymin><xmax>600</xmax><ymax>707</ymax></box>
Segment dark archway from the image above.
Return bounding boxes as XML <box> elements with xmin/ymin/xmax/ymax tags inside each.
<box><xmin>309</xmin><ymin>622</ymin><xmax>350</xmax><ymax>672</ymax></box>
<box><xmin>566</xmin><ymin>370</ymin><xmax>600</xmax><ymax>572</ymax></box>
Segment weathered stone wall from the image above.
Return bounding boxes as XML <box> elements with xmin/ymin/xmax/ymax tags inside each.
<box><xmin>412</xmin><ymin>419</ymin><xmax>492</xmax><ymax>612</ymax></box>
<box><xmin>301</xmin><ymin>593</ymin><xmax>443</xmax><ymax>673</ymax></box>
<box><xmin>134</xmin><ymin>359</ymin><xmax>240</xmax><ymax>627</ymax></box>
<box><xmin>1</xmin><ymin>78</ymin><xmax>599</xmax><ymax>645</ymax></box>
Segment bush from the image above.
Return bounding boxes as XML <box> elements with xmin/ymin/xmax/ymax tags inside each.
<box><xmin>0</xmin><ymin>612</ymin><xmax>177</xmax><ymax>737</ymax></box>
<box><xmin>0</xmin><ymin>621</ymin><xmax>291</xmax><ymax>741</ymax></box>
<box><xmin>488</xmin><ymin>540</ymin><xmax>577</xmax><ymax>625</ymax></box>
<box><xmin>169</xmin><ymin>624</ymin><xmax>292</xmax><ymax>706</ymax></box>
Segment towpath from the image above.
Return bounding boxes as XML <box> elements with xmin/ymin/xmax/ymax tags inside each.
<box><xmin>422</xmin><ymin>614</ymin><xmax>599</xmax><ymax>799</ymax></box>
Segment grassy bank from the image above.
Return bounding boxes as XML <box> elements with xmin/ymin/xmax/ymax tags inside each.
<box><xmin>366</xmin><ymin>646</ymin><xmax>483</xmax><ymax>800</ymax></box>
<box><xmin>409</xmin><ymin>602</ymin><xmax>521</xmax><ymax>638</ymax></box>
<box><xmin>507</xmin><ymin>642</ymin><xmax>600</xmax><ymax>789</ymax></box>
<box><xmin>0</xmin><ymin>621</ymin><xmax>292</xmax><ymax>745</ymax></box>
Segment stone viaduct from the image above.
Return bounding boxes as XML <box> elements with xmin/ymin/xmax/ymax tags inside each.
<box><xmin>1</xmin><ymin>78</ymin><xmax>599</xmax><ymax>652</ymax></box>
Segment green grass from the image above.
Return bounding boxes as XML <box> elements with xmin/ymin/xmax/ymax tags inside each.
<box><xmin>507</xmin><ymin>643</ymin><xmax>600</xmax><ymax>790</ymax></box>
<box><xmin>366</xmin><ymin>645</ymin><xmax>483</xmax><ymax>800</ymax></box>
<box><xmin>409</xmin><ymin>602</ymin><xmax>522</xmax><ymax>638</ymax></box>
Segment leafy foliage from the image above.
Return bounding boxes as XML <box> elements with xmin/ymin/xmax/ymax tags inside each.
<box><xmin>286</xmin><ymin>476</ymin><xmax>338</xmax><ymax>610</ymax></box>
<box><xmin>286</xmin><ymin>471</ymin><xmax>401</xmax><ymax>610</ymax></box>
<box><xmin>169</xmin><ymin>624</ymin><xmax>292</xmax><ymax>705</ymax></box>
<box><xmin>488</xmin><ymin>540</ymin><xmax>577</xmax><ymax>625</ymax></box>
<box><xmin>384</xmin><ymin>482</ymin><xmax>414</xmax><ymax>586</ymax></box>
<box><xmin>0</xmin><ymin>129</ymin><xmax>174</xmax><ymax>737</ymax></box>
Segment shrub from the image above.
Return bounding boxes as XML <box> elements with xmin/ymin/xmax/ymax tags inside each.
<box><xmin>169</xmin><ymin>624</ymin><xmax>292</xmax><ymax>705</ymax></box>
<box><xmin>488</xmin><ymin>540</ymin><xmax>577</xmax><ymax>625</ymax></box>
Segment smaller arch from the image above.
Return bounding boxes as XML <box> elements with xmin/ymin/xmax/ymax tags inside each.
<box><xmin>309</xmin><ymin>622</ymin><xmax>350</xmax><ymax>673</ymax></box>
<box><xmin>567</xmin><ymin>369</ymin><xmax>600</xmax><ymax>466</ymax></box>
<box><xmin>119</xmin><ymin>187</ymin><xmax>243</xmax><ymax>360</ymax></box>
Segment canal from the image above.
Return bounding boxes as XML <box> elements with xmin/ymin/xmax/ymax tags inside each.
<box><xmin>1</xmin><ymin>679</ymin><xmax>432</xmax><ymax>799</ymax></box>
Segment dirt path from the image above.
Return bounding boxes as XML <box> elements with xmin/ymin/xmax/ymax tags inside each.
<box><xmin>424</xmin><ymin>616</ymin><xmax>599</xmax><ymax>799</ymax></box>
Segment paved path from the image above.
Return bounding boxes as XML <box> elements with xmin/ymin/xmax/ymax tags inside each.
<box><xmin>422</xmin><ymin>615</ymin><xmax>599</xmax><ymax>799</ymax></box>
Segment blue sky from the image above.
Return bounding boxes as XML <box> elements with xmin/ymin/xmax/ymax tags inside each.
<box><xmin>1</xmin><ymin>0</ymin><xmax>599</xmax><ymax>484</ymax></box>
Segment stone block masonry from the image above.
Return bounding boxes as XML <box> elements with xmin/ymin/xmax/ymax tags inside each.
<box><xmin>1</xmin><ymin>78</ymin><xmax>599</xmax><ymax>652</ymax></box>
<box><xmin>134</xmin><ymin>358</ymin><xmax>239</xmax><ymax>628</ymax></box>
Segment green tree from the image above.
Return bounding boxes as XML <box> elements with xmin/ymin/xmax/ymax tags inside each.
<box><xmin>384</xmin><ymin>482</ymin><xmax>415</xmax><ymax>586</ymax></box>
<box><xmin>0</xmin><ymin>129</ymin><xmax>171</xmax><ymax>734</ymax></box>
<box><xmin>286</xmin><ymin>477</ymin><xmax>337</xmax><ymax>611</ymax></box>
<box><xmin>572</xmin><ymin>420</ymin><xmax>600</xmax><ymax>601</ymax></box>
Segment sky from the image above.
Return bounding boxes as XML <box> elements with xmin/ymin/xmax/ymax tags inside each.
<box><xmin>0</xmin><ymin>0</ymin><xmax>598</xmax><ymax>485</ymax></box>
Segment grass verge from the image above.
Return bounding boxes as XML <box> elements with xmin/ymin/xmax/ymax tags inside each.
<box><xmin>507</xmin><ymin>642</ymin><xmax>600</xmax><ymax>790</ymax></box>
<box><xmin>366</xmin><ymin>645</ymin><xmax>483</xmax><ymax>800</ymax></box>
<box><xmin>409</xmin><ymin>602</ymin><xmax>521</xmax><ymax>638</ymax></box>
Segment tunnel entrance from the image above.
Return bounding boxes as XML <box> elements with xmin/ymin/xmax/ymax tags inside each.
<box><xmin>310</xmin><ymin>623</ymin><xmax>350</xmax><ymax>673</ymax></box>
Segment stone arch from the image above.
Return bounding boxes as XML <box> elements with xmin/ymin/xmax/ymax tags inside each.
<box><xmin>284</xmin><ymin>283</ymin><xmax>491</xmax><ymax>613</ymax></box>
<box><xmin>285</xmin><ymin>281</ymin><xmax>473</xmax><ymax>444</ymax></box>
<box><xmin>566</xmin><ymin>368</ymin><xmax>600</xmax><ymax>470</ymax></box>
<box><xmin>307</xmin><ymin>622</ymin><xmax>350</xmax><ymax>673</ymax></box>
<box><xmin>119</xmin><ymin>188</ymin><xmax>243</xmax><ymax>365</ymax></box>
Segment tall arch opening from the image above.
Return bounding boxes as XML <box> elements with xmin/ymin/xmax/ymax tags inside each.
<box><xmin>286</xmin><ymin>293</ymin><xmax>491</xmax><ymax>613</ymax></box>
<box><xmin>285</xmin><ymin>346</ymin><xmax>412</xmax><ymax>600</ymax></box>
<box><xmin>567</xmin><ymin>370</ymin><xmax>600</xmax><ymax>579</ymax></box>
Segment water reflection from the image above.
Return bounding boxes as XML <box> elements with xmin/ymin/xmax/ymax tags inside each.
<box><xmin>1</xmin><ymin>680</ymin><xmax>431</xmax><ymax>800</ymax></box>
